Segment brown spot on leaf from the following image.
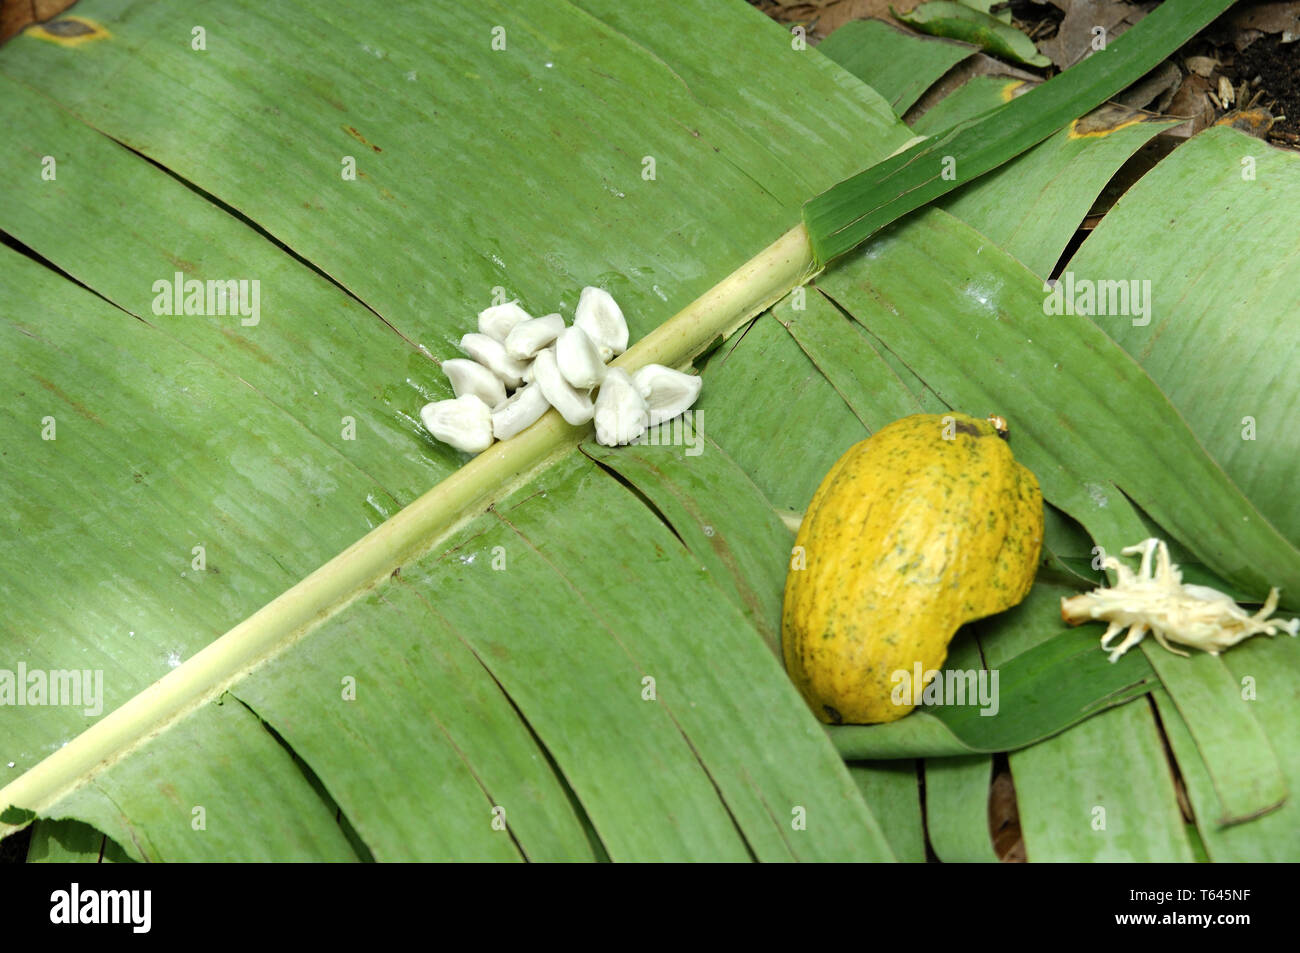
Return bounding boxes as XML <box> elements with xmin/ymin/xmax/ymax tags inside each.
<box><xmin>218</xmin><ymin>325</ymin><xmax>272</xmax><ymax>364</ymax></box>
<box><xmin>34</xmin><ymin>375</ymin><xmax>102</xmax><ymax>424</ymax></box>
<box><xmin>1071</xmin><ymin>102</ymin><xmax>1159</xmax><ymax>138</ymax></box>
<box><xmin>43</xmin><ymin>18</ymin><xmax>91</xmax><ymax>36</ymax></box>
<box><xmin>25</xmin><ymin>16</ymin><xmax>111</xmax><ymax>47</ymax></box>
<box><xmin>343</xmin><ymin>125</ymin><xmax>382</xmax><ymax>152</ymax></box>
<box><xmin>164</xmin><ymin>252</ymin><xmax>197</xmax><ymax>274</ymax></box>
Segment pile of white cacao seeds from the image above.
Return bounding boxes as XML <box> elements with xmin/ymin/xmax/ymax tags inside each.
<box><xmin>420</xmin><ymin>287</ymin><xmax>702</xmax><ymax>453</ymax></box>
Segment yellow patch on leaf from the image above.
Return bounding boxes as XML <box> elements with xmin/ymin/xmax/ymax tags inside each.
<box><xmin>27</xmin><ymin>17</ymin><xmax>111</xmax><ymax>48</ymax></box>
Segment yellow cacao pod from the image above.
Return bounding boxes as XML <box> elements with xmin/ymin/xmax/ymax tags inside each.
<box><xmin>782</xmin><ymin>412</ymin><xmax>1043</xmax><ymax>725</ymax></box>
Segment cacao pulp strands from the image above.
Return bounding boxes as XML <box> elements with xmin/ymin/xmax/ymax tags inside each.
<box><xmin>1061</xmin><ymin>538</ymin><xmax>1300</xmax><ymax>662</ymax></box>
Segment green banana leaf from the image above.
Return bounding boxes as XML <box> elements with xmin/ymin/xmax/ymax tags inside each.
<box><xmin>820</xmin><ymin>26</ymin><xmax>1176</xmax><ymax>278</ymax></box>
<box><xmin>894</xmin><ymin>2</ymin><xmax>1050</xmax><ymax>68</ymax></box>
<box><xmin>925</xmin><ymin>756</ymin><xmax>1000</xmax><ymax>862</ymax></box>
<box><xmin>1</xmin><ymin>0</ymin><xmax>910</xmax><ymax>862</ymax></box>
<box><xmin>2</xmin><ymin>0</ymin><xmax>1295</xmax><ymax>863</ymax></box>
<box><xmin>817</xmin><ymin>18</ymin><xmax>973</xmax><ymax>113</ymax></box>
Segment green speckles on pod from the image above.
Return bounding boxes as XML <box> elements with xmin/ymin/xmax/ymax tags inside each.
<box><xmin>781</xmin><ymin>412</ymin><xmax>1043</xmax><ymax>725</ymax></box>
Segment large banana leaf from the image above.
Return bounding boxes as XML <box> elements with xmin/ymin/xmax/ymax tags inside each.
<box><xmin>2</xmin><ymin>0</ymin><xmax>1295</xmax><ymax>862</ymax></box>
<box><xmin>1</xmin><ymin>0</ymin><xmax>912</xmax><ymax>861</ymax></box>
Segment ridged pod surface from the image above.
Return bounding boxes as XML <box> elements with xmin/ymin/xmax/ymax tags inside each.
<box><xmin>782</xmin><ymin>413</ymin><xmax>1043</xmax><ymax>724</ymax></box>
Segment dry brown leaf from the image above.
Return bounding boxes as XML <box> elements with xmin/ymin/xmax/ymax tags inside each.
<box><xmin>1231</xmin><ymin>1</ymin><xmax>1300</xmax><ymax>38</ymax></box>
<box><xmin>1114</xmin><ymin>59</ymin><xmax>1181</xmax><ymax>110</ymax></box>
<box><xmin>1166</xmin><ymin>72</ymin><xmax>1219</xmax><ymax>135</ymax></box>
<box><xmin>1</xmin><ymin>0</ymin><xmax>78</xmax><ymax>44</ymax></box>
<box><xmin>1038</xmin><ymin>0</ymin><xmax>1150</xmax><ymax>69</ymax></box>
<box><xmin>1215</xmin><ymin>105</ymin><xmax>1278</xmax><ymax>138</ymax></box>
<box><xmin>989</xmin><ymin>768</ymin><xmax>1025</xmax><ymax>863</ymax></box>
<box><xmin>755</xmin><ymin>0</ymin><xmax>926</xmax><ymax>39</ymax></box>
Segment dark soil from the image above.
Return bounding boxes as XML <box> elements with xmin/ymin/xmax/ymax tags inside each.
<box><xmin>1231</xmin><ymin>35</ymin><xmax>1300</xmax><ymax>140</ymax></box>
<box><xmin>1007</xmin><ymin>0</ymin><xmax>1064</xmax><ymax>39</ymax></box>
<box><xmin>0</xmin><ymin>825</ymin><xmax>30</xmax><ymax>863</ymax></box>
